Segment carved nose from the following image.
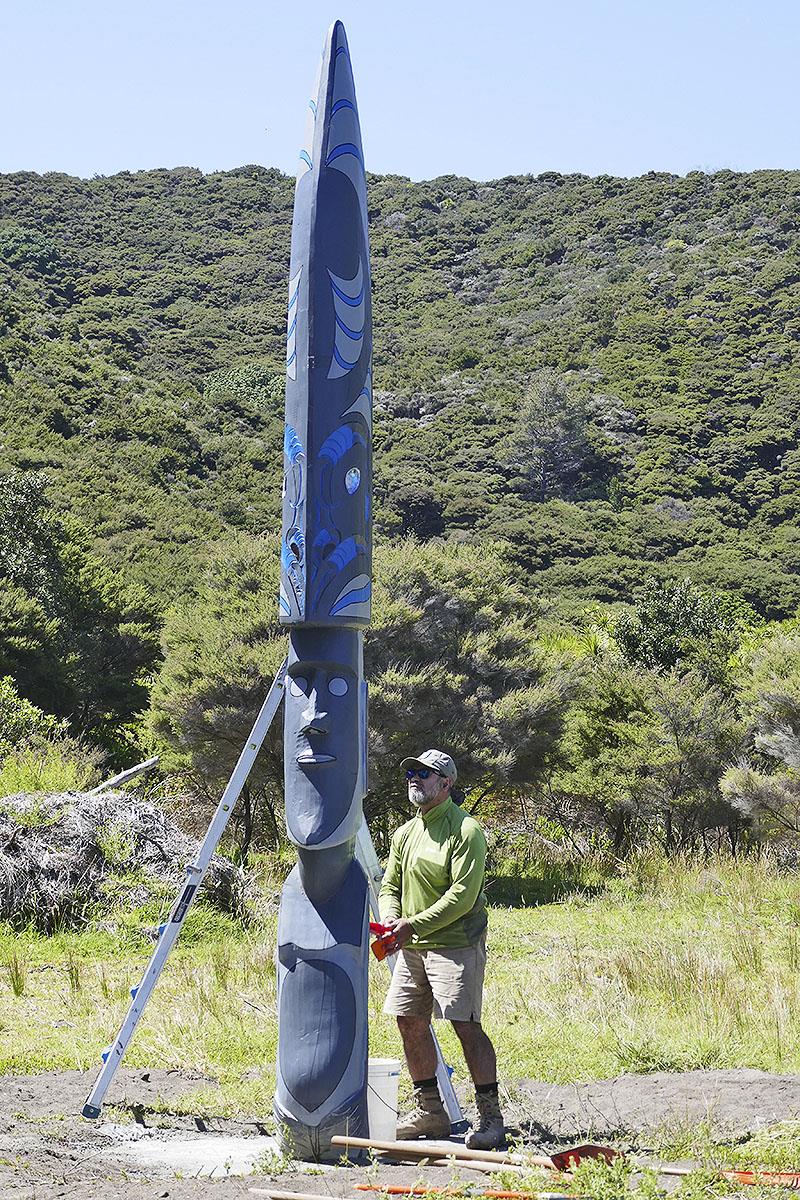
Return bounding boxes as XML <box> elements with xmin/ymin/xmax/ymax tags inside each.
<box><xmin>301</xmin><ymin>691</ymin><xmax>328</xmax><ymax>729</ymax></box>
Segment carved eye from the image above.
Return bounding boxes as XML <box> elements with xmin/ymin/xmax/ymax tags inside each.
<box><xmin>289</xmin><ymin>677</ymin><xmax>308</xmax><ymax>697</ymax></box>
<box><xmin>328</xmin><ymin>677</ymin><xmax>348</xmax><ymax>696</ymax></box>
<box><xmin>345</xmin><ymin>467</ymin><xmax>361</xmax><ymax>494</ymax></box>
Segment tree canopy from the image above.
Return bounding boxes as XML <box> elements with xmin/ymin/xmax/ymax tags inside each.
<box><xmin>3</xmin><ymin>166</ymin><xmax>800</xmax><ymax>617</ymax></box>
<box><xmin>3</xmin><ymin>165</ymin><xmax>800</xmax><ymax>856</ymax></box>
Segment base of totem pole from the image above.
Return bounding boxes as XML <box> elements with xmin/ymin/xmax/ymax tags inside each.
<box><xmin>274</xmin><ymin>1093</ymin><xmax>368</xmax><ymax>1162</ymax></box>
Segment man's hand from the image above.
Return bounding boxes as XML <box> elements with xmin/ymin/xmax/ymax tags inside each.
<box><xmin>384</xmin><ymin>916</ymin><xmax>415</xmax><ymax>949</ymax></box>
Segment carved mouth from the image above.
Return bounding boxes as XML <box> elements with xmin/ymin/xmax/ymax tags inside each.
<box><xmin>296</xmin><ymin>753</ymin><xmax>336</xmax><ymax>765</ymax></box>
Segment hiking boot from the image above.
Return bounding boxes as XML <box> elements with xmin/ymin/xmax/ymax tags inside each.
<box><xmin>395</xmin><ymin>1084</ymin><xmax>450</xmax><ymax>1140</ymax></box>
<box><xmin>465</xmin><ymin>1089</ymin><xmax>505</xmax><ymax>1150</ymax></box>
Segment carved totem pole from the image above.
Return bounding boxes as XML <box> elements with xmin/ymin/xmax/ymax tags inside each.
<box><xmin>274</xmin><ymin>21</ymin><xmax>373</xmax><ymax>1160</ymax></box>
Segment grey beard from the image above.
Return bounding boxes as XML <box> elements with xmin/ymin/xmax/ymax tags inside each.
<box><xmin>409</xmin><ymin>791</ymin><xmax>426</xmax><ymax>807</ymax></box>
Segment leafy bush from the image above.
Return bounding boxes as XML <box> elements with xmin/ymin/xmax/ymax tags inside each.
<box><xmin>0</xmin><ymin>473</ymin><xmax>160</xmax><ymax>757</ymax></box>
<box><xmin>0</xmin><ymin>745</ymin><xmax>96</xmax><ymax>797</ymax></box>
<box><xmin>614</xmin><ymin>577</ymin><xmax>760</xmax><ymax>686</ymax></box>
<box><xmin>0</xmin><ymin>676</ymin><xmax>100</xmax><ymax>796</ymax></box>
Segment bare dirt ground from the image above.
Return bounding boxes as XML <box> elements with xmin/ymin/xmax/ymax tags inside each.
<box><xmin>3</xmin><ymin>1066</ymin><xmax>800</xmax><ymax>1199</ymax></box>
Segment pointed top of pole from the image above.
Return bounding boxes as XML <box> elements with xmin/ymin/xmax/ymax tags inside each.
<box><xmin>280</xmin><ymin>21</ymin><xmax>372</xmax><ymax>628</ymax></box>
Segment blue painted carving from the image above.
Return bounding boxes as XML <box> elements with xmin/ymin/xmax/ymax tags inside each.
<box><xmin>279</xmin><ymin>960</ymin><xmax>357</xmax><ymax>1110</ymax></box>
<box><xmin>283</xmin><ymin>628</ymin><xmax>365</xmax><ymax>847</ymax></box>
<box><xmin>280</xmin><ymin>16</ymin><xmax>371</xmax><ymax>630</ymax></box>
<box><xmin>328</xmin><ymin>261</ymin><xmax>366</xmax><ymax>379</ymax></box>
<box><xmin>319</xmin><ymin>424</ymin><xmax>366</xmax><ymax>465</ymax></box>
<box><xmin>280</xmin><ymin>425</ymin><xmax>306</xmax><ymax>620</ymax></box>
<box><xmin>286</xmin><ymin>269</ymin><xmax>302</xmax><ymax>380</ymax></box>
<box><xmin>275</xmin><ymin>19</ymin><xmax>372</xmax><ymax>1162</ymax></box>
<box><xmin>275</xmin><ymin>855</ymin><xmax>369</xmax><ymax>1159</ymax></box>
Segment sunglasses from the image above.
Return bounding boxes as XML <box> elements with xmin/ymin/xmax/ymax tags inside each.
<box><xmin>406</xmin><ymin>767</ymin><xmax>443</xmax><ymax>780</ymax></box>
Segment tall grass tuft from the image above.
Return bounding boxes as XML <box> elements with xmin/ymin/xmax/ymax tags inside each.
<box><xmin>785</xmin><ymin>928</ymin><xmax>800</xmax><ymax>972</ymax></box>
<box><xmin>7</xmin><ymin>953</ymin><xmax>27</xmax><ymax>997</ymax></box>
<box><xmin>66</xmin><ymin>953</ymin><xmax>82</xmax><ymax>995</ymax></box>
<box><xmin>99</xmin><ymin>968</ymin><xmax>111</xmax><ymax>1000</ymax></box>
<box><xmin>211</xmin><ymin>944</ymin><xmax>232</xmax><ymax>990</ymax></box>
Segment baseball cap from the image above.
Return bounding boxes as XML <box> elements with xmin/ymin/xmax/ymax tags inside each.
<box><xmin>401</xmin><ymin>749</ymin><xmax>457</xmax><ymax>782</ymax></box>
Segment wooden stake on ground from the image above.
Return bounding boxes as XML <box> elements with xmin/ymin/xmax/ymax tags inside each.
<box><xmin>356</xmin><ymin>1186</ymin><xmax>586</xmax><ymax>1199</ymax></box>
<box><xmin>424</xmin><ymin>1159</ymin><xmax>525</xmax><ymax>1174</ymax></box>
<box><xmin>330</xmin><ymin>1134</ymin><xmax>530</xmax><ymax>1167</ymax></box>
<box><xmin>658</xmin><ymin>1165</ymin><xmax>800</xmax><ymax>1189</ymax></box>
<box><xmin>249</xmin><ymin>1192</ymin><xmax>366</xmax><ymax>1200</ymax></box>
<box><xmin>330</xmin><ymin>1134</ymin><xmax>616</xmax><ymax>1172</ymax></box>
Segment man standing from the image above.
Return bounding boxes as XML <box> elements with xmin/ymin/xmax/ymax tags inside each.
<box><xmin>379</xmin><ymin>749</ymin><xmax>505</xmax><ymax>1149</ymax></box>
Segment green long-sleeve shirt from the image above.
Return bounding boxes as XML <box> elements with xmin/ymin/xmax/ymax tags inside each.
<box><xmin>378</xmin><ymin>797</ymin><xmax>488</xmax><ymax>949</ymax></box>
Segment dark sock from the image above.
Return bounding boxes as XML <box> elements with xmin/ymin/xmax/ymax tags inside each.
<box><xmin>413</xmin><ymin>1076</ymin><xmax>437</xmax><ymax>1090</ymax></box>
<box><xmin>475</xmin><ymin>1081</ymin><xmax>498</xmax><ymax>1096</ymax></box>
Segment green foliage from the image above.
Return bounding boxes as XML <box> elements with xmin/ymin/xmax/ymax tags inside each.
<box><xmin>148</xmin><ymin>532</ymin><xmax>287</xmax><ymax>854</ymax></box>
<box><xmin>95</xmin><ymin>822</ymin><xmax>135</xmax><ymax>867</ymax></box>
<box><xmin>506</xmin><ymin>369</ymin><xmax>594</xmax><ymax>501</ymax></box>
<box><xmin>0</xmin><ymin>675</ymin><xmax>62</xmax><ymax>756</ymax></box>
<box><xmin>740</xmin><ymin>628</ymin><xmax>800</xmax><ymax>765</ymax></box>
<box><xmin>6</xmin><ymin>953</ymin><xmax>27</xmax><ymax>997</ymax></box>
<box><xmin>0</xmin><ymin>676</ymin><xmax>99</xmax><ymax>796</ymax></box>
<box><xmin>720</xmin><ymin>626</ymin><xmax>800</xmax><ymax>837</ymax></box>
<box><xmin>0</xmin><ymin>472</ymin><xmax>62</xmax><ymax>602</ymax></box>
<box><xmin>366</xmin><ymin>537</ymin><xmax>576</xmax><ymax>827</ymax></box>
<box><xmin>726</xmin><ymin>1121</ymin><xmax>800</xmax><ymax>1172</ymax></box>
<box><xmin>0</xmin><ymin>472</ymin><xmax>161</xmax><ymax>758</ymax></box>
<box><xmin>0</xmin><ymin>745</ymin><xmax>95</xmax><ymax>797</ymax></box>
<box><xmin>614</xmin><ymin>577</ymin><xmax>761</xmax><ymax>685</ymax></box>
<box><xmin>2</xmin><ymin>167</ymin><xmax>800</xmax><ymax>616</ymax></box>
<box><xmin>148</xmin><ymin>534</ymin><xmax>576</xmax><ymax>850</ymax></box>
<box><xmin>566</xmin><ymin>1155</ymin><xmax>665</xmax><ymax>1200</ymax></box>
<box><xmin>552</xmin><ymin>652</ymin><xmax>746</xmax><ymax>854</ymax></box>
<box><xmin>4</xmin><ymin>165</ymin><xmax>800</xmax><ymax>845</ymax></box>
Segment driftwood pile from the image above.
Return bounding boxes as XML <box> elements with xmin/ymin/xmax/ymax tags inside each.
<box><xmin>0</xmin><ymin>790</ymin><xmax>245</xmax><ymax>931</ymax></box>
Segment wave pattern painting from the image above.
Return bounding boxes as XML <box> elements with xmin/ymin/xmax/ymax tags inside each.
<box><xmin>286</xmin><ymin>268</ymin><xmax>302</xmax><ymax>380</ymax></box>
<box><xmin>327</xmin><ymin>261</ymin><xmax>365</xmax><ymax>379</ymax></box>
<box><xmin>340</xmin><ymin>363</ymin><xmax>372</xmax><ymax>431</ymax></box>
<box><xmin>298</xmin><ymin>56</ymin><xmax>322</xmax><ymax>179</ymax></box>
<box><xmin>325</xmin><ymin>33</ymin><xmax>369</xmax><ymax>243</ymax></box>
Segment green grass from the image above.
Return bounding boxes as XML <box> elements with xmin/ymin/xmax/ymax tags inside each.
<box><xmin>0</xmin><ymin>746</ymin><xmax>95</xmax><ymax>796</ymax></box>
<box><xmin>474</xmin><ymin>853</ymin><xmax>800</xmax><ymax>1085</ymax></box>
<box><xmin>4</xmin><ymin>853</ymin><xmax>800</xmax><ymax>1161</ymax></box>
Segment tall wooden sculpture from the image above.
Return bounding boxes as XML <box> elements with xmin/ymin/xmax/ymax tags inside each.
<box><xmin>274</xmin><ymin>20</ymin><xmax>373</xmax><ymax>1160</ymax></box>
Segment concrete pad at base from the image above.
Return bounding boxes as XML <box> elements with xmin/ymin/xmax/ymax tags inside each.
<box><xmin>96</xmin><ymin>1126</ymin><xmax>335</xmax><ymax>1178</ymax></box>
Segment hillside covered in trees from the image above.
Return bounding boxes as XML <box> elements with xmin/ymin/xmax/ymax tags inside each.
<box><xmin>2</xmin><ymin>166</ymin><xmax>800</xmax><ymax>857</ymax></box>
<box><xmin>2</xmin><ymin>166</ymin><xmax>800</xmax><ymax>613</ymax></box>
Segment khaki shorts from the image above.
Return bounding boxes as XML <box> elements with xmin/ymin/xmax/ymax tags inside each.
<box><xmin>383</xmin><ymin>936</ymin><xmax>486</xmax><ymax>1023</ymax></box>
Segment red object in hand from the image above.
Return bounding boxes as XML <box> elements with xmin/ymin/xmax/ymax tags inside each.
<box><xmin>369</xmin><ymin>921</ymin><xmax>399</xmax><ymax>960</ymax></box>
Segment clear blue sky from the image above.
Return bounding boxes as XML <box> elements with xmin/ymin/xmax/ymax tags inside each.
<box><xmin>3</xmin><ymin>0</ymin><xmax>800</xmax><ymax>182</ymax></box>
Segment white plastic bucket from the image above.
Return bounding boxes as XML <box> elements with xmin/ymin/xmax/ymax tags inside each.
<box><xmin>367</xmin><ymin>1057</ymin><xmax>401</xmax><ymax>1140</ymax></box>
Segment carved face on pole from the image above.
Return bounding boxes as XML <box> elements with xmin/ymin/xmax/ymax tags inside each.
<box><xmin>284</xmin><ymin>627</ymin><xmax>366</xmax><ymax>848</ymax></box>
